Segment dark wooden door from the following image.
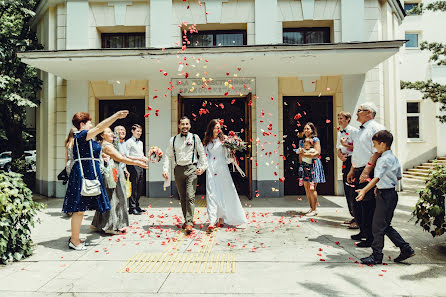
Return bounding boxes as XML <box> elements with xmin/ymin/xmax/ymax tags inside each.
<box><xmin>283</xmin><ymin>96</ymin><xmax>334</xmax><ymax>195</ymax></box>
<box><xmin>179</xmin><ymin>95</ymin><xmax>252</xmax><ymax>198</ymax></box>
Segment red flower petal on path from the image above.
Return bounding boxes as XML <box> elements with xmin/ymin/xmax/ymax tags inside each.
<box><xmin>125</xmin><ymin>268</ymin><xmax>130</xmax><ymax>272</ymax></box>
<box><xmin>320</xmin><ymin>259</ymin><xmax>325</xmax><ymax>261</ymax></box>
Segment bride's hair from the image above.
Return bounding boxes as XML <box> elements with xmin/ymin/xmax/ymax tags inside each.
<box><xmin>203</xmin><ymin>119</ymin><xmax>224</xmax><ymax>147</ymax></box>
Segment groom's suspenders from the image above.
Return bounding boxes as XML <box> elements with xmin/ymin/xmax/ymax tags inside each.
<box><xmin>173</xmin><ymin>134</ymin><xmax>196</xmax><ymax>165</ymax></box>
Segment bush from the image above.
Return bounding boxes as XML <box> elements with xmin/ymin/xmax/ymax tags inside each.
<box><xmin>0</xmin><ymin>171</ymin><xmax>44</xmax><ymax>264</ymax></box>
<box><xmin>412</xmin><ymin>165</ymin><xmax>446</xmax><ymax>237</ymax></box>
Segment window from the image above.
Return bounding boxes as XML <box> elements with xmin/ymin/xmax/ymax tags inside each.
<box><xmin>185</xmin><ymin>30</ymin><xmax>246</xmax><ymax>47</ymax></box>
<box><xmin>404</xmin><ymin>2</ymin><xmax>421</xmax><ymax>15</ymax></box>
<box><xmin>407</xmin><ymin>102</ymin><xmax>420</xmax><ymax>139</ymax></box>
<box><xmin>283</xmin><ymin>28</ymin><xmax>330</xmax><ymax>44</ymax></box>
<box><xmin>405</xmin><ymin>33</ymin><xmax>419</xmax><ymax>48</ymax></box>
<box><xmin>101</xmin><ymin>33</ymin><xmax>145</xmax><ymax>48</ymax></box>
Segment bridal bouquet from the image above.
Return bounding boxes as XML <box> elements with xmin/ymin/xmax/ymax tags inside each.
<box><xmin>222</xmin><ymin>131</ymin><xmax>246</xmax><ymax>177</ymax></box>
<box><xmin>222</xmin><ymin>131</ymin><xmax>247</xmax><ymax>152</ymax></box>
<box><xmin>148</xmin><ymin>146</ymin><xmax>163</xmax><ymax>163</ymax></box>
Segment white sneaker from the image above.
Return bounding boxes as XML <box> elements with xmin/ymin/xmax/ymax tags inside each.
<box><xmin>306</xmin><ymin>210</ymin><xmax>318</xmax><ymax>217</ymax></box>
<box><xmin>68</xmin><ymin>241</ymin><xmax>87</xmax><ymax>251</ymax></box>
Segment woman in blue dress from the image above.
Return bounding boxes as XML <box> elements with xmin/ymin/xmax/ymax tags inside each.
<box><xmin>297</xmin><ymin>122</ymin><xmax>326</xmax><ymax>216</ymax></box>
<box><xmin>63</xmin><ymin>110</ymin><xmax>129</xmax><ymax>250</ymax></box>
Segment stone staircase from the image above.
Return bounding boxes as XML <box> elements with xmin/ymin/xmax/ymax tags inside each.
<box><xmin>403</xmin><ymin>157</ymin><xmax>446</xmax><ymax>182</ymax></box>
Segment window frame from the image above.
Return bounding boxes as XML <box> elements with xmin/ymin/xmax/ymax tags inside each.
<box><xmin>282</xmin><ymin>27</ymin><xmax>331</xmax><ymax>44</ymax></box>
<box><xmin>405</xmin><ymin>32</ymin><xmax>420</xmax><ymax>49</ymax></box>
<box><xmin>406</xmin><ymin>101</ymin><xmax>422</xmax><ymax>141</ymax></box>
<box><xmin>101</xmin><ymin>32</ymin><xmax>146</xmax><ymax>49</ymax></box>
<box><xmin>184</xmin><ymin>30</ymin><xmax>247</xmax><ymax>47</ymax></box>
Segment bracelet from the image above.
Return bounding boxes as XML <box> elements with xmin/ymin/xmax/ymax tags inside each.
<box><xmin>367</xmin><ymin>162</ymin><xmax>375</xmax><ymax>168</ymax></box>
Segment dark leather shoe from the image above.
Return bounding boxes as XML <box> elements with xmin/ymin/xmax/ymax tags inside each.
<box><xmin>185</xmin><ymin>225</ymin><xmax>193</xmax><ymax>235</ymax></box>
<box><xmin>361</xmin><ymin>255</ymin><xmax>382</xmax><ymax>265</ymax></box>
<box><xmin>181</xmin><ymin>223</ymin><xmax>187</xmax><ymax>229</ymax></box>
<box><xmin>129</xmin><ymin>209</ymin><xmax>141</xmax><ymax>215</ymax></box>
<box><xmin>136</xmin><ymin>208</ymin><xmax>146</xmax><ymax>213</ymax></box>
<box><xmin>356</xmin><ymin>240</ymin><xmax>373</xmax><ymax>248</ymax></box>
<box><xmin>394</xmin><ymin>247</ymin><xmax>415</xmax><ymax>263</ymax></box>
<box><xmin>350</xmin><ymin>233</ymin><xmax>366</xmax><ymax>240</ymax></box>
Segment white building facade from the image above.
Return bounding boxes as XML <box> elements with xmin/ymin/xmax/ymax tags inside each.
<box><xmin>400</xmin><ymin>0</ymin><xmax>446</xmax><ymax>171</ymax></box>
<box><xmin>20</xmin><ymin>0</ymin><xmax>406</xmax><ymax>198</ymax></box>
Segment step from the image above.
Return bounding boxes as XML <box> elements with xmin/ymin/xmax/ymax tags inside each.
<box><xmin>403</xmin><ymin>174</ymin><xmax>429</xmax><ymax>182</ymax></box>
<box><xmin>407</xmin><ymin>168</ymin><xmax>430</xmax><ymax>173</ymax></box>
<box><xmin>416</xmin><ymin>165</ymin><xmax>435</xmax><ymax>170</ymax></box>
<box><xmin>421</xmin><ymin>163</ymin><xmax>440</xmax><ymax>167</ymax></box>
<box><xmin>429</xmin><ymin>159</ymin><xmax>446</xmax><ymax>163</ymax></box>
<box><xmin>438</xmin><ymin>157</ymin><xmax>446</xmax><ymax>161</ymax></box>
<box><xmin>403</xmin><ymin>171</ymin><xmax>430</xmax><ymax>177</ymax></box>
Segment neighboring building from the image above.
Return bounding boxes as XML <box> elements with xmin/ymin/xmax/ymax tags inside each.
<box><xmin>20</xmin><ymin>0</ymin><xmax>406</xmax><ymax>198</ymax></box>
<box><xmin>400</xmin><ymin>0</ymin><xmax>446</xmax><ymax>172</ymax></box>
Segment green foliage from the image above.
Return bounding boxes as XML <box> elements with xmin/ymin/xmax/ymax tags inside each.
<box><xmin>406</xmin><ymin>1</ymin><xmax>446</xmax><ymax>15</ymax></box>
<box><xmin>413</xmin><ymin>165</ymin><xmax>446</xmax><ymax>237</ymax></box>
<box><xmin>0</xmin><ymin>0</ymin><xmax>42</xmax><ymax>171</ymax></box>
<box><xmin>401</xmin><ymin>80</ymin><xmax>446</xmax><ymax>122</ymax></box>
<box><xmin>401</xmin><ymin>3</ymin><xmax>446</xmax><ymax>122</ymax></box>
<box><xmin>0</xmin><ymin>171</ymin><xmax>44</xmax><ymax>264</ymax></box>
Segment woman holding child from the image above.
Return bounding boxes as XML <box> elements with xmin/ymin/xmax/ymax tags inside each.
<box><xmin>297</xmin><ymin>122</ymin><xmax>326</xmax><ymax>216</ymax></box>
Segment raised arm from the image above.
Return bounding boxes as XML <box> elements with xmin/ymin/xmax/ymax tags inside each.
<box><xmin>103</xmin><ymin>145</ymin><xmax>147</xmax><ymax>169</ymax></box>
<box><xmin>86</xmin><ymin>110</ymin><xmax>128</xmax><ymax>141</ymax></box>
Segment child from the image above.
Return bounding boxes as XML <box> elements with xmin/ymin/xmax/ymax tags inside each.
<box><xmin>298</xmin><ymin>137</ymin><xmax>317</xmax><ymax>190</ymax></box>
<box><xmin>355</xmin><ymin>130</ymin><xmax>415</xmax><ymax>265</ymax></box>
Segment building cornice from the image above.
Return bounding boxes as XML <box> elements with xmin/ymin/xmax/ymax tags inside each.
<box><xmin>388</xmin><ymin>0</ymin><xmax>406</xmax><ymax>23</ymax></box>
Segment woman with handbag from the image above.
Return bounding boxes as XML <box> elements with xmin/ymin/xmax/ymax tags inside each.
<box><xmin>91</xmin><ymin>127</ymin><xmax>147</xmax><ymax>235</ymax></box>
<box><xmin>63</xmin><ymin>111</ymin><xmax>129</xmax><ymax>251</ymax></box>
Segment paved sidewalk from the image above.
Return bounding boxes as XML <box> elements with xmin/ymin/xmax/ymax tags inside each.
<box><xmin>1</xmin><ymin>188</ymin><xmax>445</xmax><ymax>296</ymax></box>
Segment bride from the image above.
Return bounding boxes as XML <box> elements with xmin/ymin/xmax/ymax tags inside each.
<box><xmin>203</xmin><ymin>119</ymin><xmax>248</xmax><ymax>231</ymax></box>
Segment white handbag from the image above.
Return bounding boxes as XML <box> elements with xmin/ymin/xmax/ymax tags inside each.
<box><xmin>76</xmin><ymin>138</ymin><xmax>102</xmax><ymax>197</ymax></box>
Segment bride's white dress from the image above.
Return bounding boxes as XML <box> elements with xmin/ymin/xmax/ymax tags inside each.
<box><xmin>205</xmin><ymin>139</ymin><xmax>247</xmax><ymax>226</ymax></box>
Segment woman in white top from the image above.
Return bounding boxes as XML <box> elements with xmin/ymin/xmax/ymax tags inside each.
<box><xmin>203</xmin><ymin>119</ymin><xmax>247</xmax><ymax>231</ymax></box>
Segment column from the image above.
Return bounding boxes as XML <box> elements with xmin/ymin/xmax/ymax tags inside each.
<box><xmin>147</xmin><ymin>77</ymin><xmax>172</xmax><ymax>197</ymax></box>
<box><xmin>342</xmin><ymin>74</ymin><xmax>366</xmax><ymax>120</ymax></box>
<box><xmin>254</xmin><ymin>0</ymin><xmax>281</xmax><ymax>45</ymax></box>
<box><xmin>36</xmin><ymin>8</ymin><xmax>57</xmax><ymax>197</ymax></box>
<box><xmin>255</xmin><ymin>77</ymin><xmax>281</xmax><ymax>197</ymax></box>
<box><xmin>66</xmin><ymin>81</ymin><xmax>89</xmax><ymax>128</ymax></box>
<box><xmin>149</xmin><ymin>0</ymin><xmax>174</xmax><ymax>48</ymax></box>
<box><xmin>66</xmin><ymin>0</ymin><xmax>89</xmax><ymax>49</ymax></box>
<box><xmin>341</xmin><ymin>0</ymin><xmax>365</xmax><ymax>42</ymax></box>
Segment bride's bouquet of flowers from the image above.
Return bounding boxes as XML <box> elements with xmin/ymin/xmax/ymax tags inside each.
<box><xmin>222</xmin><ymin>131</ymin><xmax>247</xmax><ymax>177</ymax></box>
<box><xmin>148</xmin><ymin>146</ymin><xmax>163</xmax><ymax>163</ymax></box>
<box><xmin>222</xmin><ymin>131</ymin><xmax>247</xmax><ymax>152</ymax></box>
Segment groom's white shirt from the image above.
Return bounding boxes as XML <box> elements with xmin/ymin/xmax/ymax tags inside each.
<box><xmin>163</xmin><ymin>132</ymin><xmax>208</xmax><ymax>173</ymax></box>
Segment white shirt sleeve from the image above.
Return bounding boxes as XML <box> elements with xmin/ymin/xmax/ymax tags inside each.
<box><xmin>195</xmin><ymin>135</ymin><xmax>208</xmax><ymax>171</ymax></box>
<box><xmin>162</xmin><ymin>137</ymin><xmax>174</xmax><ymax>173</ymax></box>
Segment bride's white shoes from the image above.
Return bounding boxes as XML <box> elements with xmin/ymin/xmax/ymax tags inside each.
<box><xmin>306</xmin><ymin>210</ymin><xmax>318</xmax><ymax>217</ymax></box>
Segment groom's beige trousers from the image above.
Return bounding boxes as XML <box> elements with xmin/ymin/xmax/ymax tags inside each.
<box><xmin>174</xmin><ymin>164</ymin><xmax>198</xmax><ymax>226</ymax></box>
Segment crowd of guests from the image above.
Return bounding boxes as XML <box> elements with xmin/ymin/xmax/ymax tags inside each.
<box><xmin>60</xmin><ymin>102</ymin><xmax>415</xmax><ymax>264</ymax></box>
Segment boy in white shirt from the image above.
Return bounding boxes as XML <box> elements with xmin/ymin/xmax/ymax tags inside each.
<box><xmin>355</xmin><ymin>130</ymin><xmax>415</xmax><ymax>264</ymax></box>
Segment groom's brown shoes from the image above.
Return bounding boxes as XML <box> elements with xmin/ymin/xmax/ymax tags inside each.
<box><xmin>185</xmin><ymin>225</ymin><xmax>193</xmax><ymax>235</ymax></box>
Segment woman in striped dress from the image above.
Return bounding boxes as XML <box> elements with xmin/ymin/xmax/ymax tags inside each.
<box><xmin>297</xmin><ymin>122</ymin><xmax>326</xmax><ymax>216</ymax></box>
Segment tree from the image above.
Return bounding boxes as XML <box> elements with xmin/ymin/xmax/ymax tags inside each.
<box><xmin>401</xmin><ymin>1</ymin><xmax>446</xmax><ymax>123</ymax></box>
<box><xmin>0</xmin><ymin>0</ymin><xmax>43</xmax><ymax>171</ymax></box>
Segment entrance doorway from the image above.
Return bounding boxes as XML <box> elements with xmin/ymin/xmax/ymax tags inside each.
<box><xmin>283</xmin><ymin>96</ymin><xmax>334</xmax><ymax>195</ymax></box>
<box><xmin>99</xmin><ymin>99</ymin><xmax>146</xmax><ymax>193</ymax></box>
<box><xmin>179</xmin><ymin>94</ymin><xmax>252</xmax><ymax>198</ymax></box>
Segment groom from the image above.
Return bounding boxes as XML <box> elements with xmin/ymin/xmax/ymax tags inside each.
<box><xmin>162</xmin><ymin>116</ymin><xmax>208</xmax><ymax>234</ymax></box>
